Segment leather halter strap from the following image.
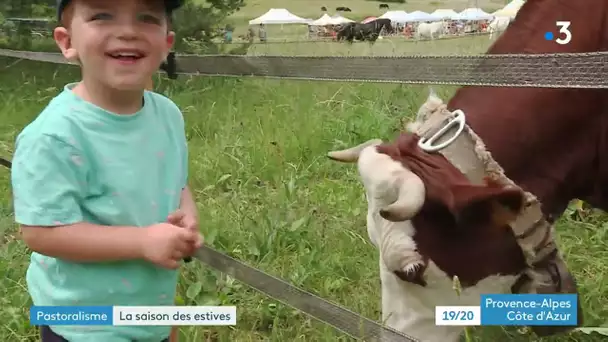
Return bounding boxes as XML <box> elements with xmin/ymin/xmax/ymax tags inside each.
<box><xmin>411</xmin><ymin>104</ymin><xmax>574</xmax><ymax>295</ymax></box>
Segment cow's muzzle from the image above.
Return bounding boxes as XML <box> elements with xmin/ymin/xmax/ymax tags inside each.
<box><xmin>511</xmin><ymin>248</ymin><xmax>583</xmax><ymax>337</ymax></box>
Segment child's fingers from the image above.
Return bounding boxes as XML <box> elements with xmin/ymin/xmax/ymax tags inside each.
<box><xmin>174</xmin><ymin>239</ymin><xmax>194</xmax><ymax>254</ymax></box>
<box><xmin>164</xmin><ymin>259</ymin><xmax>181</xmax><ymax>269</ymax></box>
<box><xmin>184</xmin><ymin>218</ymin><xmax>199</xmax><ymax>232</ymax></box>
<box><xmin>179</xmin><ymin>229</ymin><xmax>199</xmax><ymax>243</ymax></box>
<box><xmin>167</xmin><ymin>210</ymin><xmax>185</xmax><ymax>224</ymax></box>
<box><xmin>172</xmin><ymin>249</ymin><xmax>185</xmax><ymax>260</ymax></box>
<box><xmin>183</xmin><ymin>244</ymin><xmax>197</xmax><ymax>258</ymax></box>
<box><xmin>186</xmin><ymin>234</ymin><xmax>203</xmax><ymax>251</ymax></box>
<box><xmin>180</xmin><ymin>234</ymin><xmax>203</xmax><ymax>262</ymax></box>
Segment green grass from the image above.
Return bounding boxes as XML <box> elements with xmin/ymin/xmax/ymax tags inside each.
<box><xmin>1</xmin><ymin>1</ymin><xmax>608</xmax><ymax>341</ymax></box>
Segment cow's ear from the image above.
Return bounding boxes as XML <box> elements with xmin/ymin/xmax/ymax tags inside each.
<box><xmin>427</xmin><ymin>87</ymin><xmax>441</xmax><ymax>103</ymax></box>
<box><xmin>484</xmin><ymin>179</ymin><xmax>525</xmax><ymax>227</ymax></box>
<box><xmin>489</xmin><ymin>200</ymin><xmax>521</xmax><ymax>228</ymax></box>
<box><xmin>415</xmin><ymin>88</ymin><xmax>444</xmax><ymax>123</ymax></box>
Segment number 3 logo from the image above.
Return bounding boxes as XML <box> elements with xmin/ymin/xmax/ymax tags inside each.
<box><xmin>556</xmin><ymin>21</ymin><xmax>572</xmax><ymax>45</ymax></box>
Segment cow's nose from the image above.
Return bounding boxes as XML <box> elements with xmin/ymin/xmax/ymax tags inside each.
<box><xmin>528</xmin><ymin>253</ymin><xmax>583</xmax><ymax>337</ymax></box>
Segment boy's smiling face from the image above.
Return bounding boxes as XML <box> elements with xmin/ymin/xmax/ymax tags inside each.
<box><xmin>54</xmin><ymin>0</ymin><xmax>175</xmax><ymax>91</ymax></box>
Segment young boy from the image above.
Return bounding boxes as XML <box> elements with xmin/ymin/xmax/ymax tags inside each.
<box><xmin>11</xmin><ymin>0</ymin><xmax>202</xmax><ymax>341</ymax></box>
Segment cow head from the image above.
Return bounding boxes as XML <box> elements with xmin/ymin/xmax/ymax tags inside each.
<box><xmin>326</xmin><ymin>101</ymin><xmax>525</xmax><ymax>341</ymax></box>
<box><xmin>327</xmin><ymin>91</ymin><xmax>529</xmax><ymax>287</ymax></box>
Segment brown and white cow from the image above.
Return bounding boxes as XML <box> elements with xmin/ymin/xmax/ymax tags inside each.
<box><xmin>328</xmin><ymin>92</ymin><xmax>531</xmax><ymax>342</ymax></box>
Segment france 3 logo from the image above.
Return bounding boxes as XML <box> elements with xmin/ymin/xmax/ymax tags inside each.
<box><xmin>544</xmin><ymin>21</ymin><xmax>572</xmax><ymax>45</ymax></box>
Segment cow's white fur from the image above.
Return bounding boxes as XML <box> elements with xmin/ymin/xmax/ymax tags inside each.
<box><xmin>328</xmin><ymin>92</ymin><xmax>521</xmax><ymax>342</ymax></box>
<box><xmin>416</xmin><ymin>21</ymin><xmax>448</xmax><ymax>40</ymax></box>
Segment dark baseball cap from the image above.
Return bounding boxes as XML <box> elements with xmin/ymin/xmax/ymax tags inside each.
<box><xmin>57</xmin><ymin>0</ymin><xmax>183</xmax><ymax>21</ymax></box>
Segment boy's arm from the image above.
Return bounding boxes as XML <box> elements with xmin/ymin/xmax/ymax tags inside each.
<box><xmin>178</xmin><ymin>113</ymin><xmax>196</xmax><ymax>223</ymax></box>
<box><xmin>12</xmin><ymin>134</ymin><xmax>144</xmax><ymax>262</ymax></box>
<box><xmin>20</xmin><ymin>222</ymin><xmax>144</xmax><ymax>262</ymax></box>
<box><xmin>176</xmin><ymin>112</ymin><xmax>199</xmax><ymax>265</ymax></box>
<box><xmin>179</xmin><ymin>186</ymin><xmax>198</xmax><ymax>223</ymax></box>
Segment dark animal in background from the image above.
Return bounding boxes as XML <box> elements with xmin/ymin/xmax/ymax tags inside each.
<box><xmin>336</xmin><ymin>6</ymin><xmax>345</xmax><ymax>11</ymax></box>
<box><xmin>336</xmin><ymin>22</ymin><xmax>355</xmax><ymax>41</ymax></box>
<box><xmin>380</xmin><ymin>4</ymin><xmax>389</xmax><ymax>9</ymax></box>
<box><xmin>337</xmin><ymin>18</ymin><xmax>393</xmax><ymax>42</ymax></box>
<box><xmin>321</xmin><ymin>6</ymin><xmax>327</xmax><ymax>11</ymax></box>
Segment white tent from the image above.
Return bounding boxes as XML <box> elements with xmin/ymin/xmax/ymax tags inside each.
<box><xmin>329</xmin><ymin>15</ymin><xmax>354</xmax><ymax>25</ymax></box>
<box><xmin>453</xmin><ymin>8</ymin><xmax>493</xmax><ymax>21</ymax></box>
<box><xmin>493</xmin><ymin>0</ymin><xmax>525</xmax><ymax>18</ymax></box>
<box><xmin>310</xmin><ymin>13</ymin><xmax>332</xmax><ymax>26</ymax></box>
<box><xmin>430</xmin><ymin>9</ymin><xmax>458</xmax><ymax>20</ymax></box>
<box><xmin>249</xmin><ymin>8</ymin><xmax>311</xmax><ymax>25</ymax></box>
<box><xmin>379</xmin><ymin>10</ymin><xmax>409</xmax><ymax>23</ymax></box>
<box><xmin>404</xmin><ymin>11</ymin><xmax>437</xmax><ymax>22</ymax></box>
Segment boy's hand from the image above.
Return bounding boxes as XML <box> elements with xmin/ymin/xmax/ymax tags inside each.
<box><xmin>167</xmin><ymin>209</ymin><xmax>204</xmax><ymax>259</ymax></box>
<box><xmin>140</xmin><ymin>223</ymin><xmax>201</xmax><ymax>269</ymax></box>
<box><xmin>167</xmin><ymin>209</ymin><xmax>198</xmax><ymax>232</ymax></box>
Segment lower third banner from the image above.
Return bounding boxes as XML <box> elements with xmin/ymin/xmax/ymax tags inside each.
<box><xmin>480</xmin><ymin>294</ymin><xmax>578</xmax><ymax>326</ymax></box>
<box><xmin>30</xmin><ymin>306</ymin><xmax>237</xmax><ymax>326</ymax></box>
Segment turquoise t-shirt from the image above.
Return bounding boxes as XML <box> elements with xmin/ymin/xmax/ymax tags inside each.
<box><xmin>11</xmin><ymin>83</ymin><xmax>189</xmax><ymax>342</ymax></box>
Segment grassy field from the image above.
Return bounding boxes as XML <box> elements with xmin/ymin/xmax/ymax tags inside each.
<box><xmin>1</xmin><ymin>0</ymin><xmax>608</xmax><ymax>341</ymax></box>
<box><xmin>244</xmin><ymin>34</ymin><xmax>494</xmax><ymax>56</ymax></box>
